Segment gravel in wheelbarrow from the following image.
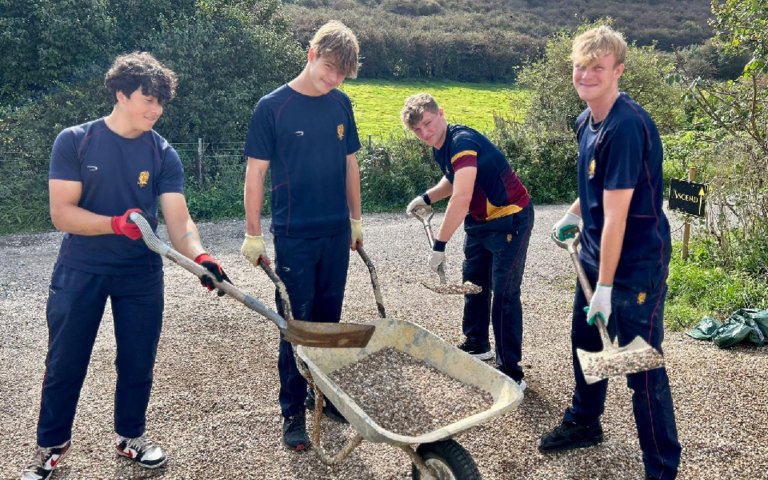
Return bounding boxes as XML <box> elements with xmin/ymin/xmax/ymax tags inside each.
<box><xmin>330</xmin><ymin>347</ymin><xmax>494</xmax><ymax>437</ymax></box>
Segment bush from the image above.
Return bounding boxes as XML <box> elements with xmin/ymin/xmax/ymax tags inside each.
<box><xmin>357</xmin><ymin>135</ymin><xmax>439</xmax><ymax>211</ymax></box>
<box><xmin>666</xmin><ymin>240</ymin><xmax>768</xmax><ymax>330</ymax></box>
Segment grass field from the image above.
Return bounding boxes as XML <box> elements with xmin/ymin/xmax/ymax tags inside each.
<box><xmin>340</xmin><ymin>79</ymin><xmax>530</xmax><ymax>141</ymax></box>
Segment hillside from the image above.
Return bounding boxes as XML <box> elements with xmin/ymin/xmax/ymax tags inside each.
<box><xmin>283</xmin><ymin>0</ymin><xmax>714</xmax><ymax>81</ymax></box>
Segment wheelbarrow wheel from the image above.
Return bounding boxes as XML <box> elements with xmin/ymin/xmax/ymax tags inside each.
<box><xmin>411</xmin><ymin>439</ymin><xmax>481</xmax><ymax>480</ymax></box>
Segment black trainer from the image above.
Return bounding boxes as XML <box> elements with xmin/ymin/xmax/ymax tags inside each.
<box><xmin>538</xmin><ymin>420</ymin><xmax>604</xmax><ymax>452</ymax></box>
<box><xmin>457</xmin><ymin>338</ymin><xmax>494</xmax><ymax>361</ymax></box>
<box><xmin>282</xmin><ymin>413</ymin><xmax>309</xmax><ymax>452</ymax></box>
<box><xmin>305</xmin><ymin>389</ymin><xmax>348</xmax><ymax>424</ymax></box>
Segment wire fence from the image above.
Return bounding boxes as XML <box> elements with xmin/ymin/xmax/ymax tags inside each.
<box><xmin>0</xmin><ymin>140</ymin><xmax>249</xmax><ymax>234</ymax></box>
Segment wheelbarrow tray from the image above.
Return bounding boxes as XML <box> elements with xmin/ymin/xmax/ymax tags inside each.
<box><xmin>297</xmin><ymin>317</ymin><xmax>523</xmax><ymax>446</ymax></box>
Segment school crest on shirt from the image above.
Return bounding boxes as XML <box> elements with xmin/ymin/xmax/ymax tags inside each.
<box><xmin>337</xmin><ymin>124</ymin><xmax>344</xmax><ymax>141</ymax></box>
<box><xmin>588</xmin><ymin>159</ymin><xmax>596</xmax><ymax>179</ymax></box>
<box><xmin>637</xmin><ymin>292</ymin><xmax>647</xmax><ymax>305</ymax></box>
<box><xmin>138</xmin><ymin>171</ymin><xmax>150</xmax><ymax>188</ymax></box>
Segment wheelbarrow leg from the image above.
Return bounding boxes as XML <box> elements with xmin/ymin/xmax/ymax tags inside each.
<box><xmin>306</xmin><ymin>382</ymin><xmax>364</xmax><ymax>465</ymax></box>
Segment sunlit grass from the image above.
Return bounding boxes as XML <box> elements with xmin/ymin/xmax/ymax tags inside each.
<box><xmin>340</xmin><ymin>79</ymin><xmax>530</xmax><ymax>140</ymax></box>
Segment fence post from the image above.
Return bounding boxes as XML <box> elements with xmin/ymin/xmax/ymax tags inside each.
<box><xmin>197</xmin><ymin>138</ymin><xmax>203</xmax><ymax>184</ymax></box>
<box><xmin>681</xmin><ymin>167</ymin><xmax>697</xmax><ymax>261</ymax></box>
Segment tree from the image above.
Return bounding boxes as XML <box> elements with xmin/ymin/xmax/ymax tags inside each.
<box><xmin>674</xmin><ymin>0</ymin><xmax>768</xmax><ymax>276</ymax></box>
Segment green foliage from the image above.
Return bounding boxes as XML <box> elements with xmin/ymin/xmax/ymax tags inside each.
<box><xmin>0</xmin><ymin>0</ymin><xmax>303</xmax><ymax>233</ymax></box>
<box><xmin>666</xmin><ymin>240</ymin><xmax>768</xmax><ymax>330</ymax></box>
<box><xmin>0</xmin><ymin>0</ymin><xmax>115</xmax><ymax>105</ymax></box>
<box><xmin>489</xmin><ymin>121</ymin><xmax>578</xmax><ymax>203</ymax></box>
<box><xmin>670</xmin><ymin>0</ymin><xmax>768</xmax><ymax>285</ymax></box>
<box><xmin>357</xmin><ymin>136</ymin><xmax>438</xmax><ymax>212</ymax></box>
<box><xmin>284</xmin><ymin>0</ymin><xmax>712</xmax><ymax>82</ymax></box>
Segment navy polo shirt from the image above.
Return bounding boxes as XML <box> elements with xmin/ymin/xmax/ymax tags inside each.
<box><xmin>244</xmin><ymin>85</ymin><xmax>360</xmax><ymax>238</ymax></box>
<box><xmin>575</xmin><ymin>93</ymin><xmax>671</xmax><ymax>280</ymax></box>
<box><xmin>49</xmin><ymin>119</ymin><xmax>184</xmax><ymax>274</ymax></box>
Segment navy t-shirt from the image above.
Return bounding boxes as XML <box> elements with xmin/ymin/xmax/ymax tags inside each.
<box><xmin>575</xmin><ymin>93</ymin><xmax>671</xmax><ymax>280</ymax></box>
<box><xmin>434</xmin><ymin>125</ymin><xmax>529</xmax><ymax>230</ymax></box>
<box><xmin>244</xmin><ymin>85</ymin><xmax>360</xmax><ymax>238</ymax></box>
<box><xmin>49</xmin><ymin>119</ymin><xmax>185</xmax><ymax>275</ymax></box>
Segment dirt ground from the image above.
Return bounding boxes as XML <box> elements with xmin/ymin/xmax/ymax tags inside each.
<box><xmin>1</xmin><ymin>205</ymin><xmax>766</xmax><ymax>479</ymax></box>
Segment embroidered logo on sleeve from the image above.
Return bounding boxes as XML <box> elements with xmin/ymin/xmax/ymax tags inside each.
<box><xmin>138</xmin><ymin>171</ymin><xmax>150</xmax><ymax>188</ymax></box>
<box><xmin>337</xmin><ymin>124</ymin><xmax>344</xmax><ymax>141</ymax></box>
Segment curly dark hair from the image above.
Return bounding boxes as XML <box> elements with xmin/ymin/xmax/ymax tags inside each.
<box><xmin>104</xmin><ymin>52</ymin><xmax>177</xmax><ymax>105</ymax></box>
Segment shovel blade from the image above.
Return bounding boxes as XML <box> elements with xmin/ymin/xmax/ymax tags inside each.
<box><xmin>577</xmin><ymin>336</ymin><xmax>665</xmax><ymax>384</ymax></box>
<box><xmin>283</xmin><ymin>320</ymin><xmax>375</xmax><ymax>348</ymax></box>
<box><xmin>420</xmin><ymin>280</ymin><xmax>482</xmax><ymax>295</ymax></box>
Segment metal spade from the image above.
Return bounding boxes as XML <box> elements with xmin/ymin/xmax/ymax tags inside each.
<box><xmin>410</xmin><ymin>206</ymin><xmax>482</xmax><ymax>295</ymax></box>
<box><xmin>554</xmin><ymin>231</ymin><xmax>664</xmax><ymax>384</ymax></box>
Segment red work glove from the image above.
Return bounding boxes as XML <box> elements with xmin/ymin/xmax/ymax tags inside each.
<box><xmin>194</xmin><ymin>253</ymin><xmax>231</xmax><ymax>297</ymax></box>
<box><xmin>111</xmin><ymin>208</ymin><xmax>144</xmax><ymax>240</ymax></box>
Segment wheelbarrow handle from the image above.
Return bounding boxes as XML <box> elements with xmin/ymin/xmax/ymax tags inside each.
<box><xmin>128</xmin><ymin>212</ymin><xmax>288</xmax><ymax>331</ymax></box>
<box><xmin>411</xmin><ymin>206</ymin><xmax>447</xmax><ymax>284</ymax></box>
<box><xmin>555</xmin><ymin>231</ymin><xmax>613</xmax><ymax>350</ymax></box>
<box><xmin>258</xmin><ymin>261</ymin><xmax>294</xmax><ymax>323</ymax></box>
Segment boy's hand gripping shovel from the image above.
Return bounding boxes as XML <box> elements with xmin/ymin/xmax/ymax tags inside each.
<box><xmin>554</xmin><ymin>231</ymin><xmax>664</xmax><ymax>384</ymax></box>
<box><xmin>130</xmin><ymin>212</ymin><xmax>374</xmax><ymax>348</ymax></box>
<box><xmin>410</xmin><ymin>206</ymin><xmax>482</xmax><ymax>295</ymax></box>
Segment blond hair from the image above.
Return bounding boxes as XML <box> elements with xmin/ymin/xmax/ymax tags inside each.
<box><xmin>571</xmin><ymin>26</ymin><xmax>627</xmax><ymax>67</ymax></box>
<box><xmin>400</xmin><ymin>93</ymin><xmax>440</xmax><ymax>128</ymax></box>
<box><xmin>310</xmin><ymin>20</ymin><xmax>360</xmax><ymax>79</ymax></box>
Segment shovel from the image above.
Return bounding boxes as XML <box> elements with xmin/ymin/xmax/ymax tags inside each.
<box><xmin>554</xmin><ymin>231</ymin><xmax>664</xmax><ymax>384</ymax></box>
<box><xmin>410</xmin><ymin>206</ymin><xmax>482</xmax><ymax>295</ymax></box>
<box><xmin>130</xmin><ymin>213</ymin><xmax>374</xmax><ymax>348</ymax></box>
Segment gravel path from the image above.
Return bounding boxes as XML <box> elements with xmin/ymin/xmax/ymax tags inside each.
<box><xmin>1</xmin><ymin>205</ymin><xmax>766</xmax><ymax>479</ymax></box>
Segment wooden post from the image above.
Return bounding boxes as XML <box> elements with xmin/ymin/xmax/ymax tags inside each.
<box><xmin>681</xmin><ymin>167</ymin><xmax>697</xmax><ymax>260</ymax></box>
<box><xmin>196</xmin><ymin>138</ymin><xmax>203</xmax><ymax>184</ymax></box>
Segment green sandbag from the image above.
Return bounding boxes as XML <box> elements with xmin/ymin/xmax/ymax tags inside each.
<box><xmin>712</xmin><ymin>311</ymin><xmax>765</xmax><ymax>348</ymax></box>
<box><xmin>686</xmin><ymin>316</ymin><xmax>722</xmax><ymax>340</ymax></box>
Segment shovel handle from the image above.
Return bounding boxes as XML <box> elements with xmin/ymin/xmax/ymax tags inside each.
<box><xmin>411</xmin><ymin>206</ymin><xmax>447</xmax><ymax>284</ymax></box>
<box><xmin>556</xmin><ymin>231</ymin><xmax>614</xmax><ymax>350</ymax></box>
<box><xmin>356</xmin><ymin>245</ymin><xmax>386</xmax><ymax>319</ymax></box>
<box><xmin>129</xmin><ymin>212</ymin><xmax>288</xmax><ymax>331</ymax></box>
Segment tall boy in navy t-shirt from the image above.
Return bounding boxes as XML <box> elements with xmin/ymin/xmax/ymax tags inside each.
<box><xmin>240</xmin><ymin>20</ymin><xmax>363</xmax><ymax>451</ymax></box>
<box><xmin>540</xmin><ymin>26</ymin><xmax>681</xmax><ymax>480</ymax></box>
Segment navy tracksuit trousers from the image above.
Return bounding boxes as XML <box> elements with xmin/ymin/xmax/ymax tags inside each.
<box><xmin>462</xmin><ymin>203</ymin><xmax>534</xmax><ymax>381</ymax></box>
<box><xmin>273</xmin><ymin>231</ymin><xmax>350</xmax><ymax>418</ymax></box>
<box><xmin>563</xmin><ymin>259</ymin><xmax>681</xmax><ymax>479</ymax></box>
<box><xmin>37</xmin><ymin>264</ymin><xmax>164</xmax><ymax>447</ymax></box>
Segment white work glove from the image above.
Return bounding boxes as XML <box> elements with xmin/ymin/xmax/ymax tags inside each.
<box><xmin>428</xmin><ymin>251</ymin><xmax>446</xmax><ymax>272</ymax></box>
<box><xmin>350</xmin><ymin>217</ymin><xmax>363</xmax><ymax>248</ymax></box>
<box><xmin>585</xmin><ymin>283</ymin><xmax>613</xmax><ymax>326</ymax></box>
<box><xmin>428</xmin><ymin>239</ymin><xmax>447</xmax><ymax>272</ymax></box>
<box><xmin>406</xmin><ymin>194</ymin><xmax>431</xmax><ymax>217</ymax></box>
<box><xmin>551</xmin><ymin>211</ymin><xmax>581</xmax><ymax>241</ymax></box>
<box><xmin>241</xmin><ymin>234</ymin><xmax>266</xmax><ymax>266</ymax></box>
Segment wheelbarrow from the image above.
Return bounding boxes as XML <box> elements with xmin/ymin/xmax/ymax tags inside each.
<box><xmin>296</xmin><ymin>245</ymin><xmax>523</xmax><ymax>479</ymax></box>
